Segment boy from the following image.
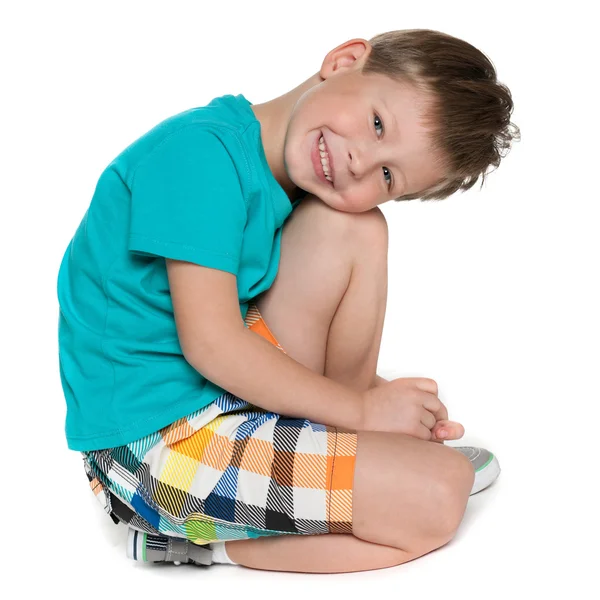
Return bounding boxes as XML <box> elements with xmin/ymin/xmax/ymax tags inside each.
<box><xmin>57</xmin><ymin>29</ymin><xmax>518</xmax><ymax>574</ymax></box>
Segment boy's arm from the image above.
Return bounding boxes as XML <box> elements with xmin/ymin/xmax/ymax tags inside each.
<box><xmin>196</xmin><ymin>326</ymin><xmax>364</xmax><ymax>430</ymax></box>
<box><xmin>167</xmin><ymin>259</ymin><xmax>364</xmax><ymax>431</ymax></box>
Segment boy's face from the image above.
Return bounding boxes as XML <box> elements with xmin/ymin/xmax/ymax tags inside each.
<box><xmin>283</xmin><ymin>41</ymin><xmax>447</xmax><ymax>212</ymax></box>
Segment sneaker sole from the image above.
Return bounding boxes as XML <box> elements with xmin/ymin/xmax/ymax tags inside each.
<box><xmin>127</xmin><ymin>528</ymin><xmax>147</xmax><ymax>562</ymax></box>
<box><xmin>471</xmin><ymin>453</ymin><xmax>501</xmax><ymax>495</ymax></box>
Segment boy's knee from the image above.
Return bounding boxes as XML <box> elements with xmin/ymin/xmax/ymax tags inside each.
<box><xmin>294</xmin><ymin>193</ymin><xmax>388</xmax><ymax>261</ymax></box>
<box><xmin>407</xmin><ymin>447</ymin><xmax>473</xmax><ymax>553</ymax></box>
<box><xmin>292</xmin><ymin>193</ymin><xmax>362</xmax><ymax>241</ymax></box>
<box><xmin>352</xmin><ymin>205</ymin><xmax>388</xmax><ymax>245</ymax></box>
<box><xmin>431</xmin><ymin>449</ymin><xmax>474</xmax><ymax>539</ymax></box>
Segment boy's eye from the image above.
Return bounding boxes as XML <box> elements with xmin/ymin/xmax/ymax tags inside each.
<box><xmin>374</xmin><ymin>114</ymin><xmax>393</xmax><ymax>191</ymax></box>
<box><xmin>382</xmin><ymin>167</ymin><xmax>392</xmax><ymax>190</ymax></box>
<box><xmin>374</xmin><ymin>114</ymin><xmax>384</xmax><ymax>137</ymax></box>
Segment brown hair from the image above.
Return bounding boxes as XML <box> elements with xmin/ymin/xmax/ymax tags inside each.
<box><xmin>362</xmin><ymin>29</ymin><xmax>521</xmax><ymax>202</ymax></box>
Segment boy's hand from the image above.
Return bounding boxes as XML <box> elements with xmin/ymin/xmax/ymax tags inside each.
<box><xmin>372</xmin><ymin>375</ymin><xmax>464</xmax><ymax>444</ymax></box>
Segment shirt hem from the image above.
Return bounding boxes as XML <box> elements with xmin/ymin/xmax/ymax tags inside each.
<box><xmin>66</xmin><ymin>394</ymin><xmax>222</xmax><ymax>452</ymax></box>
<box><xmin>128</xmin><ymin>234</ymin><xmax>239</xmax><ymax>274</ymax></box>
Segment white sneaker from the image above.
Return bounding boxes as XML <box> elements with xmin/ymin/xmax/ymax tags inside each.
<box><xmin>454</xmin><ymin>446</ymin><xmax>501</xmax><ymax>495</ymax></box>
<box><xmin>126</xmin><ymin>528</ymin><xmax>213</xmax><ymax>565</ymax></box>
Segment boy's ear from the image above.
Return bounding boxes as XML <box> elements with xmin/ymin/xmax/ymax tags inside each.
<box><xmin>320</xmin><ymin>38</ymin><xmax>372</xmax><ymax>78</ymax></box>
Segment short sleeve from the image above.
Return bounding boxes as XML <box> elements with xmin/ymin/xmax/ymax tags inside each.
<box><xmin>128</xmin><ymin>126</ymin><xmax>248</xmax><ymax>276</ymax></box>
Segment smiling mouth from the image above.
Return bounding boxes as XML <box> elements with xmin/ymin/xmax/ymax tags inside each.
<box><xmin>318</xmin><ymin>135</ymin><xmax>334</xmax><ymax>183</ymax></box>
<box><xmin>313</xmin><ymin>131</ymin><xmax>334</xmax><ymax>187</ymax></box>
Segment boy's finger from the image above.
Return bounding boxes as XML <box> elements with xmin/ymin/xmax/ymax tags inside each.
<box><xmin>437</xmin><ymin>398</ymin><xmax>449</xmax><ymax>421</ymax></box>
<box><xmin>432</xmin><ymin>420</ymin><xmax>465</xmax><ymax>441</ymax></box>
<box><xmin>424</xmin><ymin>394</ymin><xmax>449</xmax><ymax>422</ymax></box>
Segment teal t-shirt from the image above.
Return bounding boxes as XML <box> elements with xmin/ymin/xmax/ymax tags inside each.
<box><xmin>57</xmin><ymin>94</ymin><xmax>304</xmax><ymax>452</ymax></box>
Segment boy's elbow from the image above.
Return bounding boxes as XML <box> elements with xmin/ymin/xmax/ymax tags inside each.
<box><xmin>181</xmin><ymin>325</ymin><xmax>245</xmax><ymax>379</ymax></box>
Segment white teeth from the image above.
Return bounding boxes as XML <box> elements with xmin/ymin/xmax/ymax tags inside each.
<box><xmin>318</xmin><ymin>135</ymin><xmax>333</xmax><ymax>182</ymax></box>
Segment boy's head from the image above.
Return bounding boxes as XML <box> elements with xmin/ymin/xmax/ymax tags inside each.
<box><xmin>360</xmin><ymin>29</ymin><xmax>521</xmax><ymax>204</ymax></box>
<box><xmin>253</xmin><ymin>29</ymin><xmax>520</xmax><ymax>212</ymax></box>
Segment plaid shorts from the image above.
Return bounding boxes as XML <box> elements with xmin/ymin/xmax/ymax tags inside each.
<box><xmin>82</xmin><ymin>302</ymin><xmax>358</xmax><ymax>545</ymax></box>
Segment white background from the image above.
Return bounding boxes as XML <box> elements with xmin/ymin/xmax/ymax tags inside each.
<box><xmin>2</xmin><ymin>0</ymin><xmax>598</xmax><ymax>597</ymax></box>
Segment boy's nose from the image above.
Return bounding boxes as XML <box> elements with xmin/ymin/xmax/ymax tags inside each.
<box><xmin>348</xmin><ymin>145</ymin><xmax>377</xmax><ymax>178</ymax></box>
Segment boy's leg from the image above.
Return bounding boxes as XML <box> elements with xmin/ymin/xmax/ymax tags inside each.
<box><xmin>236</xmin><ymin>195</ymin><xmax>473</xmax><ymax>574</ymax></box>
<box><xmin>254</xmin><ymin>194</ymin><xmax>388</xmax><ymax>392</ymax></box>
<box><xmin>226</xmin><ymin>431</ymin><xmax>473</xmax><ymax>573</ymax></box>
